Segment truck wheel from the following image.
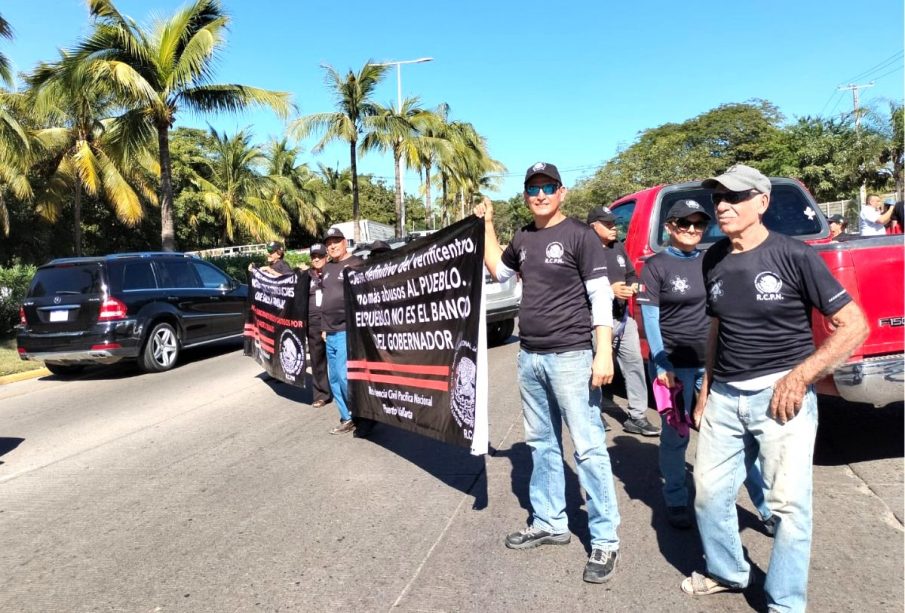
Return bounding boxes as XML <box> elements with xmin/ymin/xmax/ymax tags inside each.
<box><xmin>44</xmin><ymin>362</ymin><xmax>85</xmax><ymax>378</ymax></box>
<box><xmin>488</xmin><ymin>319</ymin><xmax>515</xmax><ymax>347</ymax></box>
<box><xmin>139</xmin><ymin>322</ymin><xmax>180</xmax><ymax>372</ymax></box>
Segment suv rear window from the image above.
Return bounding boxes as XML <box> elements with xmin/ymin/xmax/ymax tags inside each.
<box><xmin>655</xmin><ymin>183</ymin><xmax>823</xmax><ymax>247</ymax></box>
<box><xmin>29</xmin><ymin>265</ymin><xmax>103</xmax><ymax>297</ymax></box>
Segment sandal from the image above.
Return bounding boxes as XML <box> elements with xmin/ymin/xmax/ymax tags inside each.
<box><xmin>681</xmin><ymin>571</ymin><xmax>740</xmax><ymax>596</ymax></box>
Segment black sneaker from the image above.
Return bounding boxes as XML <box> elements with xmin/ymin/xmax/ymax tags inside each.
<box><xmin>504</xmin><ymin>525</ymin><xmax>571</xmax><ymax>550</ymax></box>
<box><xmin>763</xmin><ymin>515</ymin><xmax>778</xmax><ymax>537</ymax></box>
<box><xmin>666</xmin><ymin>506</ymin><xmax>693</xmax><ymax>530</ymax></box>
<box><xmin>623</xmin><ymin>416</ymin><xmax>661</xmax><ymax>437</ymax></box>
<box><xmin>583</xmin><ymin>548</ymin><xmax>619</xmax><ymax>583</ymax></box>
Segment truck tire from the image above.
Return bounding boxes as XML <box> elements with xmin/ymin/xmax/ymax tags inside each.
<box><xmin>44</xmin><ymin>362</ymin><xmax>85</xmax><ymax>378</ymax></box>
<box><xmin>139</xmin><ymin>322</ymin><xmax>180</xmax><ymax>372</ymax></box>
<box><xmin>488</xmin><ymin>319</ymin><xmax>515</xmax><ymax>347</ymax></box>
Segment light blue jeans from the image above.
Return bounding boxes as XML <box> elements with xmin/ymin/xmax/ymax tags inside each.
<box><xmin>325</xmin><ymin>331</ymin><xmax>351</xmax><ymax>422</ymax></box>
<box><xmin>517</xmin><ymin>349</ymin><xmax>620</xmax><ymax>551</ymax></box>
<box><xmin>654</xmin><ymin>365</ymin><xmax>771</xmax><ymax>520</ymax></box>
<box><xmin>694</xmin><ymin>380</ymin><xmax>818</xmax><ymax>613</ymax></box>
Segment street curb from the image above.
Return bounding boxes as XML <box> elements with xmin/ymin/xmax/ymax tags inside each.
<box><xmin>0</xmin><ymin>368</ymin><xmax>49</xmax><ymax>385</ymax></box>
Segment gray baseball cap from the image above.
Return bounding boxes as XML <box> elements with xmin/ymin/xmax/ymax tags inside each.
<box><xmin>702</xmin><ymin>164</ymin><xmax>771</xmax><ymax>194</ymax></box>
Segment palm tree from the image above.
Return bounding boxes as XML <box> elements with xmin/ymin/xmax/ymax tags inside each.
<box><xmin>0</xmin><ymin>14</ymin><xmax>14</xmax><ymax>87</ymax></box>
<box><xmin>0</xmin><ymin>90</ymin><xmax>33</xmax><ymax>236</ymax></box>
<box><xmin>436</xmin><ymin>120</ymin><xmax>505</xmax><ymax>223</ymax></box>
<box><xmin>77</xmin><ymin>0</ymin><xmax>291</xmax><ymax>251</ymax></box>
<box><xmin>410</xmin><ymin>103</ymin><xmax>450</xmax><ymax>230</ymax></box>
<box><xmin>317</xmin><ymin>163</ymin><xmax>353</xmax><ymax>194</ymax></box>
<box><xmin>27</xmin><ymin>54</ymin><xmax>156</xmax><ymax>254</ymax></box>
<box><xmin>190</xmin><ymin>127</ymin><xmax>288</xmax><ymax>244</ymax></box>
<box><xmin>361</xmin><ymin>97</ymin><xmax>444</xmax><ymax>237</ymax></box>
<box><xmin>264</xmin><ymin>138</ymin><xmax>324</xmax><ymax>236</ymax></box>
<box><xmin>288</xmin><ymin>62</ymin><xmax>386</xmax><ymax>243</ymax></box>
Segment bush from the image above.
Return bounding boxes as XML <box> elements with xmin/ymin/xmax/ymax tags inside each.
<box><xmin>0</xmin><ymin>264</ymin><xmax>37</xmax><ymax>334</ymax></box>
<box><xmin>202</xmin><ymin>253</ymin><xmax>311</xmax><ymax>281</ymax></box>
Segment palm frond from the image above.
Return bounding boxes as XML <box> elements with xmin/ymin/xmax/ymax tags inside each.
<box><xmin>179</xmin><ymin>84</ymin><xmax>291</xmax><ymax>119</ymax></box>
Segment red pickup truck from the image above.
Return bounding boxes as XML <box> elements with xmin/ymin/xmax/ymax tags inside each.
<box><xmin>608</xmin><ymin>177</ymin><xmax>904</xmax><ymax>408</ymax></box>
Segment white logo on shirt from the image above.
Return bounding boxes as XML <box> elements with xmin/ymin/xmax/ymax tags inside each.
<box><xmin>670</xmin><ymin>276</ymin><xmax>690</xmax><ymax>294</ymax></box>
<box><xmin>755</xmin><ymin>271</ymin><xmax>784</xmax><ymax>301</ymax></box>
<box><xmin>709</xmin><ymin>279</ymin><xmax>724</xmax><ymax>302</ymax></box>
<box><xmin>616</xmin><ymin>255</ymin><xmax>626</xmax><ymax>268</ymax></box>
<box><xmin>545</xmin><ymin>242</ymin><xmax>564</xmax><ymax>263</ymax></box>
<box><xmin>519</xmin><ymin>248</ymin><xmax>527</xmax><ymax>263</ymax></box>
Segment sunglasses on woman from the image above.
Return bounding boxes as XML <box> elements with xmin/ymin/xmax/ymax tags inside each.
<box><xmin>711</xmin><ymin>189</ymin><xmax>760</xmax><ymax>205</ymax></box>
<box><xmin>671</xmin><ymin>218</ymin><xmax>708</xmax><ymax>232</ymax></box>
<box><xmin>525</xmin><ymin>183</ymin><xmax>560</xmax><ymax>197</ymax></box>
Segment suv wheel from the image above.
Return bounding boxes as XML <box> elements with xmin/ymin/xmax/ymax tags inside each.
<box><xmin>488</xmin><ymin>319</ymin><xmax>515</xmax><ymax>347</ymax></box>
<box><xmin>44</xmin><ymin>362</ymin><xmax>85</xmax><ymax>378</ymax></box>
<box><xmin>139</xmin><ymin>322</ymin><xmax>180</xmax><ymax>372</ymax></box>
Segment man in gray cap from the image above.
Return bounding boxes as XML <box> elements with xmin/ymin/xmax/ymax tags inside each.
<box><xmin>586</xmin><ymin>205</ymin><xmax>660</xmax><ymax>437</ymax></box>
<box><xmin>682</xmin><ymin>163</ymin><xmax>868</xmax><ymax>613</ymax></box>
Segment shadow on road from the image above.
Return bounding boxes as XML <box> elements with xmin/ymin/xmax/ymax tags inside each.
<box><xmin>814</xmin><ymin>397</ymin><xmax>904</xmax><ymax>466</ymax></box>
<box><xmin>0</xmin><ymin>437</ymin><xmax>24</xmax><ymax>465</ymax></box>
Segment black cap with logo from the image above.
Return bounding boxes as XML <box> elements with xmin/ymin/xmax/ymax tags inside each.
<box><xmin>524</xmin><ymin>162</ymin><xmax>562</xmax><ymax>187</ymax></box>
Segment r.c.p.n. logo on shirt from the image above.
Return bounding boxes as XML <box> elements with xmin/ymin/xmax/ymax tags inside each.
<box><xmin>709</xmin><ymin>279</ymin><xmax>724</xmax><ymax>302</ymax></box>
<box><xmin>754</xmin><ymin>271</ymin><xmax>784</xmax><ymax>301</ymax></box>
<box><xmin>545</xmin><ymin>242</ymin><xmax>564</xmax><ymax>263</ymax></box>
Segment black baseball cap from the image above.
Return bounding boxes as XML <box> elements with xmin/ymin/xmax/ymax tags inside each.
<box><xmin>828</xmin><ymin>214</ymin><xmax>846</xmax><ymax>225</ymax></box>
<box><xmin>323</xmin><ymin>227</ymin><xmax>345</xmax><ymax>242</ymax></box>
<box><xmin>266</xmin><ymin>241</ymin><xmax>284</xmax><ymax>254</ymax></box>
<box><xmin>309</xmin><ymin>243</ymin><xmax>327</xmax><ymax>256</ymax></box>
<box><xmin>524</xmin><ymin>162</ymin><xmax>562</xmax><ymax>187</ymax></box>
<box><xmin>369</xmin><ymin>240</ymin><xmax>392</xmax><ymax>254</ymax></box>
<box><xmin>666</xmin><ymin>199</ymin><xmax>712</xmax><ymax>221</ymax></box>
<box><xmin>586</xmin><ymin>206</ymin><xmax>616</xmax><ymax>224</ymax></box>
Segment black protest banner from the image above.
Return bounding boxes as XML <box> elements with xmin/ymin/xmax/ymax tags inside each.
<box><xmin>345</xmin><ymin>216</ymin><xmax>489</xmax><ymax>454</ymax></box>
<box><xmin>243</xmin><ymin>268</ymin><xmax>310</xmax><ymax>386</ymax></box>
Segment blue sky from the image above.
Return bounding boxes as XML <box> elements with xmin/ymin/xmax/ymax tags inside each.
<box><xmin>4</xmin><ymin>0</ymin><xmax>903</xmax><ymax>202</ymax></box>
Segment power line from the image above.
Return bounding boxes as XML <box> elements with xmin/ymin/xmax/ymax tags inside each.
<box><xmin>870</xmin><ymin>64</ymin><xmax>904</xmax><ymax>82</ymax></box>
<box><xmin>841</xmin><ymin>50</ymin><xmax>904</xmax><ymax>84</ymax></box>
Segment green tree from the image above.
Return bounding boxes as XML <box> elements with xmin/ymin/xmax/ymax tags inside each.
<box><xmin>190</xmin><ymin>127</ymin><xmax>288</xmax><ymax>244</ymax></box>
<box><xmin>78</xmin><ymin>0</ymin><xmax>291</xmax><ymax>251</ymax></box>
<box><xmin>0</xmin><ymin>90</ymin><xmax>33</xmax><ymax>237</ymax></box>
<box><xmin>27</xmin><ymin>53</ymin><xmax>157</xmax><ymax>255</ymax></box>
<box><xmin>435</xmin><ymin>120</ymin><xmax>505</xmax><ymax>224</ymax></box>
<box><xmin>0</xmin><ymin>13</ymin><xmax>13</xmax><ymax>87</ymax></box>
<box><xmin>263</xmin><ymin>138</ymin><xmax>325</xmax><ymax>236</ymax></box>
<box><xmin>288</xmin><ymin>62</ymin><xmax>387</xmax><ymax>242</ymax></box>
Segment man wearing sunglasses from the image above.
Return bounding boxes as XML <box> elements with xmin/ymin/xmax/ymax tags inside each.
<box><xmin>475</xmin><ymin>162</ymin><xmax>622</xmax><ymax>584</ymax></box>
<box><xmin>306</xmin><ymin>243</ymin><xmax>331</xmax><ymax>409</ymax></box>
<box><xmin>683</xmin><ymin>164</ymin><xmax>868</xmax><ymax>613</ymax></box>
<box><xmin>586</xmin><ymin>206</ymin><xmax>660</xmax><ymax>438</ymax></box>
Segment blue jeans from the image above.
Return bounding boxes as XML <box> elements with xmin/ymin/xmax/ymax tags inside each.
<box><xmin>517</xmin><ymin>349</ymin><xmax>620</xmax><ymax>551</ymax></box>
<box><xmin>325</xmin><ymin>331</ymin><xmax>351</xmax><ymax>421</ymax></box>
<box><xmin>694</xmin><ymin>381</ymin><xmax>818</xmax><ymax>613</ymax></box>
<box><xmin>652</xmin><ymin>365</ymin><xmax>771</xmax><ymax>519</ymax></box>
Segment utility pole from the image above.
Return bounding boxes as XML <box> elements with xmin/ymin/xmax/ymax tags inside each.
<box><xmin>839</xmin><ymin>82</ymin><xmax>875</xmax><ymax>204</ymax></box>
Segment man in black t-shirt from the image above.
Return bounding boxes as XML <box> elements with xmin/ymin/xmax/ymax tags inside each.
<box><xmin>587</xmin><ymin>206</ymin><xmax>659</xmax><ymax>437</ymax></box>
<box><xmin>475</xmin><ymin>162</ymin><xmax>621</xmax><ymax>585</ymax></box>
<box><xmin>306</xmin><ymin>243</ymin><xmax>331</xmax><ymax>408</ymax></box>
<box><xmin>320</xmin><ymin>227</ymin><xmax>366</xmax><ymax>436</ymax></box>
<box><xmin>681</xmin><ymin>164</ymin><xmax>868</xmax><ymax>613</ymax></box>
<box><xmin>261</xmin><ymin>241</ymin><xmax>294</xmax><ymax>276</ymax></box>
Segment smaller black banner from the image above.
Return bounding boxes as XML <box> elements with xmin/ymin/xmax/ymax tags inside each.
<box><xmin>244</xmin><ymin>268</ymin><xmax>310</xmax><ymax>386</ymax></box>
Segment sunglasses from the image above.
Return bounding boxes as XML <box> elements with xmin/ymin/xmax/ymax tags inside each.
<box><xmin>671</xmin><ymin>218</ymin><xmax>708</xmax><ymax>232</ymax></box>
<box><xmin>525</xmin><ymin>183</ymin><xmax>560</xmax><ymax>197</ymax></box>
<box><xmin>711</xmin><ymin>189</ymin><xmax>760</xmax><ymax>205</ymax></box>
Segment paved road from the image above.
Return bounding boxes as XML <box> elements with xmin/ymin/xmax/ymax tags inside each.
<box><xmin>0</xmin><ymin>340</ymin><xmax>901</xmax><ymax>612</ymax></box>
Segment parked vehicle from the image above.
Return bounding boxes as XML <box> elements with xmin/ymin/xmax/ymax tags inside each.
<box><xmin>17</xmin><ymin>253</ymin><xmax>247</xmax><ymax>375</ymax></box>
<box><xmin>485</xmin><ymin>270</ymin><xmax>521</xmax><ymax>346</ymax></box>
<box><xmin>608</xmin><ymin>178</ymin><xmax>904</xmax><ymax>407</ymax></box>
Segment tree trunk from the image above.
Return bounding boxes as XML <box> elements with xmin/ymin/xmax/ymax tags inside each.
<box><xmin>157</xmin><ymin>124</ymin><xmax>177</xmax><ymax>251</ymax></box>
<box><xmin>393</xmin><ymin>144</ymin><xmax>403</xmax><ymax>238</ymax></box>
<box><xmin>349</xmin><ymin>139</ymin><xmax>361</xmax><ymax>243</ymax></box>
<box><xmin>73</xmin><ymin>182</ymin><xmax>82</xmax><ymax>257</ymax></box>
<box><xmin>424</xmin><ymin>163</ymin><xmax>433</xmax><ymax>230</ymax></box>
<box><xmin>441</xmin><ymin>173</ymin><xmax>448</xmax><ymax>226</ymax></box>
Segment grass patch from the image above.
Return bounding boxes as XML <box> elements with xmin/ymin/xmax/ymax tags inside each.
<box><xmin>0</xmin><ymin>335</ymin><xmax>43</xmax><ymax>376</ymax></box>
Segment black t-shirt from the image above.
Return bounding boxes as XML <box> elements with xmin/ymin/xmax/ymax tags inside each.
<box><xmin>307</xmin><ymin>268</ymin><xmax>325</xmax><ymax>331</ymax></box>
<box><xmin>702</xmin><ymin>232</ymin><xmax>852</xmax><ymax>382</ymax></box>
<box><xmin>270</xmin><ymin>258</ymin><xmax>293</xmax><ymax>275</ymax></box>
<box><xmin>501</xmin><ymin>217</ymin><xmax>608</xmax><ymax>353</ymax></box>
<box><xmin>600</xmin><ymin>241</ymin><xmax>638</xmax><ymax>320</ymax></box>
<box><xmin>321</xmin><ymin>255</ymin><xmax>362</xmax><ymax>332</ymax></box>
<box><xmin>637</xmin><ymin>250</ymin><xmax>709</xmax><ymax>367</ymax></box>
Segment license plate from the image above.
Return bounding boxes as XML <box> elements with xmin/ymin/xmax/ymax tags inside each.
<box><xmin>49</xmin><ymin>310</ymin><xmax>68</xmax><ymax>322</ymax></box>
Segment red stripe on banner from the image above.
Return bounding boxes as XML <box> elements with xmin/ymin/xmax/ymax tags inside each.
<box><xmin>347</xmin><ymin>360</ymin><xmax>449</xmax><ymax>377</ymax></box>
<box><xmin>257</xmin><ymin>333</ymin><xmax>274</xmax><ymax>349</ymax></box>
<box><xmin>347</xmin><ymin>371</ymin><xmax>449</xmax><ymax>392</ymax></box>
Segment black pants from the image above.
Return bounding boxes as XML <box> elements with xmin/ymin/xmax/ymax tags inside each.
<box><xmin>307</xmin><ymin>326</ymin><xmax>331</xmax><ymax>403</ymax></box>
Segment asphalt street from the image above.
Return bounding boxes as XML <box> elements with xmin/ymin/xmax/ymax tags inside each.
<box><xmin>0</xmin><ymin>339</ymin><xmax>902</xmax><ymax>612</ymax></box>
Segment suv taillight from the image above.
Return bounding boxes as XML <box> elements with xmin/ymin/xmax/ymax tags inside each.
<box><xmin>19</xmin><ymin>306</ymin><xmax>26</xmax><ymax>326</ymax></box>
<box><xmin>98</xmin><ymin>296</ymin><xmax>128</xmax><ymax>321</ymax></box>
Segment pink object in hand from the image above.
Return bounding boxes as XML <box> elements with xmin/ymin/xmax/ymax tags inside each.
<box><xmin>652</xmin><ymin>378</ymin><xmax>689</xmax><ymax>438</ymax></box>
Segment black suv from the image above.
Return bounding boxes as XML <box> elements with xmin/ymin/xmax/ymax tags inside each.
<box><xmin>17</xmin><ymin>253</ymin><xmax>247</xmax><ymax>375</ymax></box>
